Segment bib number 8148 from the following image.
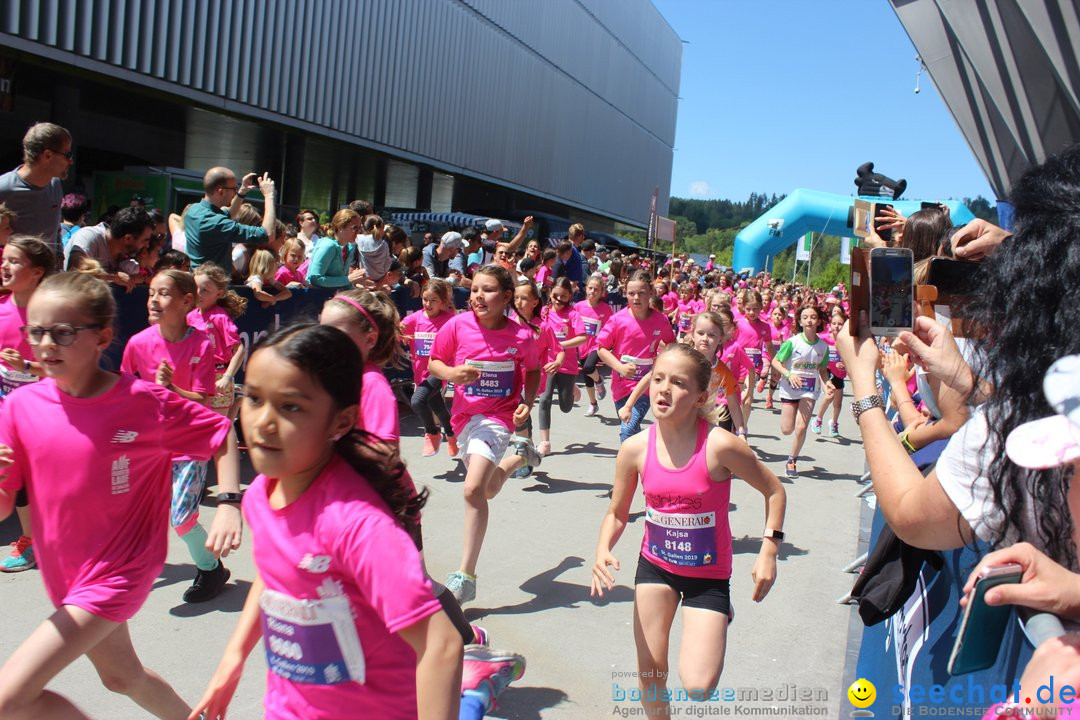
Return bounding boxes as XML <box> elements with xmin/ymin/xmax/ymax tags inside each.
<box><xmin>269</xmin><ymin>635</ymin><xmax>304</xmax><ymax>661</ymax></box>
<box><xmin>665</xmin><ymin>540</ymin><xmax>692</xmax><ymax>552</ymax></box>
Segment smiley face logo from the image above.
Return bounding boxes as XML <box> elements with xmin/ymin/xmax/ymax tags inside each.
<box><xmin>847</xmin><ymin>678</ymin><xmax>876</xmax><ymax>708</ymax></box>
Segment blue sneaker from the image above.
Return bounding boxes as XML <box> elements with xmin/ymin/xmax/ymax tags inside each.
<box><xmin>829</xmin><ymin>422</ymin><xmax>840</xmax><ymax>438</ymax></box>
<box><xmin>785</xmin><ymin>459</ymin><xmax>798</xmax><ymax>479</ymax></box>
<box><xmin>0</xmin><ymin>537</ymin><xmax>35</xmax><ymax>573</ymax></box>
<box><xmin>446</xmin><ymin>571</ymin><xmax>476</xmax><ymax>604</ymax></box>
<box><xmin>461</xmin><ymin>645</ymin><xmax>526</xmax><ymax>713</ymax></box>
<box><xmin>810</xmin><ymin>417</ymin><xmax>822</xmax><ymax>435</ymax></box>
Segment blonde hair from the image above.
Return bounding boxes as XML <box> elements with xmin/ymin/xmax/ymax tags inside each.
<box><xmin>193</xmin><ymin>262</ymin><xmax>248</xmax><ymax>318</ymax></box>
<box><xmin>655</xmin><ymin>343</ymin><xmax>722</xmax><ymax>424</ymax></box>
<box><xmin>279</xmin><ymin>237</ymin><xmax>305</xmax><ymax>265</ymax></box>
<box><xmin>248</xmin><ymin>249</ymin><xmax>278</xmax><ymax>281</ymax></box>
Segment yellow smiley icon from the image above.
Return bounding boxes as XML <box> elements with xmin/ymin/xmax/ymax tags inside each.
<box><xmin>847</xmin><ymin>678</ymin><xmax>876</xmax><ymax>708</ymax></box>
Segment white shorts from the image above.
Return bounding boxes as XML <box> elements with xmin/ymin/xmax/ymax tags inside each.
<box><xmin>456</xmin><ymin>415</ymin><xmax>512</xmax><ymax>468</ymax></box>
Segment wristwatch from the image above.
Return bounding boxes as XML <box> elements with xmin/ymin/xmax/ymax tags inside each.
<box><xmin>851</xmin><ymin>394</ymin><xmax>886</xmax><ymax>422</ymax></box>
<box><xmin>217</xmin><ymin>492</ymin><xmax>244</xmax><ymax>506</ymax></box>
<box><xmin>764</xmin><ymin>529</ymin><xmax>785</xmax><ymax>541</ymax></box>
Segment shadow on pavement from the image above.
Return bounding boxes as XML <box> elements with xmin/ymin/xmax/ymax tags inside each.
<box><xmin>522</xmin><ymin>472</ymin><xmax>611</xmax><ymax>495</ymax></box>
<box><xmin>489</xmin><ymin>686</ymin><xmax>570</xmax><ymax>720</ymax></box>
<box><xmin>554</xmin><ymin>440</ymin><xmax>618</xmax><ymax>458</ymax></box>
<box><xmin>731</xmin><ymin>535</ymin><xmax>808</xmax><ymax>561</ymax></box>
<box><xmin>169</xmin><ymin>578</ymin><xmax>252</xmax><ymax>617</ymax></box>
<box><xmin>465</xmin><ymin>556</ymin><xmax>633</xmax><ymax>620</ymax></box>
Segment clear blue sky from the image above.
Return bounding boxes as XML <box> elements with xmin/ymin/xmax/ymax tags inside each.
<box><xmin>651</xmin><ymin>0</ymin><xmax>997</xmax><ymax>204</ymax></box>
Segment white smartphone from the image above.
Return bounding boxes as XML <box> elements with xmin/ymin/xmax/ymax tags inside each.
<box><xmin>869</xmin><ymin>247</ymin><xmax>914</xmax><ymax>337</ymax></box>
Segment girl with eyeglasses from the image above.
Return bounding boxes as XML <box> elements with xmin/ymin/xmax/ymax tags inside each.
<box><xmin>0</xmin><ymin>236</ymin><xmax>53</xmax><ymax>573</ymax></box>
<box><xmin>0</xmin><ymin>271</ymin><xmax>240</xmax><ymax>718</ymax></box>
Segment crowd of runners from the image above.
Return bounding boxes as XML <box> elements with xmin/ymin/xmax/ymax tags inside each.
<box><xmin>0</xmin><ymin>122</ymin><xmax>1078</xmax><ymax>720</ymax></box>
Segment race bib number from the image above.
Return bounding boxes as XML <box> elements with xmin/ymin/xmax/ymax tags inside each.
<box><xmin>413</xmin><ymin>332</ymin><xmax>436</xmax><ymax>358</ymax></box>
<box><xmin>646</xmin><ymin>508</ymin><xmax>717</xmax><ymax>567</ymax></box>
<box><xmin>797</xmin><ymin>373</ymin><xmax>817</xmax><ymax>393</ymax></box>
<box><xmin>678</xmin><ymin>315</ymin><xmax>692</xmax><ymax>333</ymax></box>
<box><xmin>582</xmin><ymin>316</ymin><xmax>601</xmax><ymax>337</ymax></box>
<box><xmin>744</xmin><ymin>347</ymin><xmax>763</xmax><ymax>371</ymax></box>
<box><xmin>620</xmin><ymin>355</ymin><xmax>653</xmax><ymax>382</ymax></box>
<box><xmin>464</xmin><ymin>360</ymin><xmax>515</xmax><ymax>398</ymax></box>
<box><xmin>828</xmin><ymin>347</ymin><xmax>839</xmax><ymax>364</ymax></box>
<box><xmin>553</xmin><ymin>320</ymin><xmax>569</xmax><ymax>340</ymax></box>
<box><xmin>260</xmin><ymin>589</ymin><xmax>365</xmax><ymax>685</ymax></box>
<box><xmin>0</xmin><ymin>365</ymin><xmax>37</xmax><ymax>399</ymax></box>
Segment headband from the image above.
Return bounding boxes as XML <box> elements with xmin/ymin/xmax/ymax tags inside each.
<box><xmin>331</xmin><ymin>295</ymin><xmax>379</xmax><ymax>341</ymax></box>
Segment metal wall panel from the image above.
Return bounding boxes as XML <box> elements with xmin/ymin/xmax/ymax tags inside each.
<box><xmin>0</xmin><ymin>0</ymin><xmax>681</xmax><ymax>224</ymax></box>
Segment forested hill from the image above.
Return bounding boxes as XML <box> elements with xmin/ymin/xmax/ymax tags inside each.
<box><xmin>669</xmin><ymin>193</ymin><xmax>785</xmax><ymax>234</ymax></box>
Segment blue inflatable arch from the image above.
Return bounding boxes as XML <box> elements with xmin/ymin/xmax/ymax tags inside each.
<box><xmin>731</xmin><ymin>188</ymin><xmax>976</xmax><ymax>273</ymax></box>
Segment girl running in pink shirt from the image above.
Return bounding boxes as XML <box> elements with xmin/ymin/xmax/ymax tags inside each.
<box><xmin>189</xmin><ymin>262</ymin><xmax>246</xmax><ymax>418</ymax></box>
<box><xmin>0</xmin><ymin>272</ymin><xmax>238</xmax><ymax>719</ymax></box>
<box><xmin>733</xmin><ymin>290</ymin><xmax>769</xmax><ymax>429</ymax></box>
<box><xmin>428</xmin><ymin>265</ymin><xmax>541</xmax><ymax>604</ymax></box>
<box><xmin>536</xmin><ymin>278</ymin><xmax>586</xmax><ymax>457</ymax></box>
<box><xmin>191</xmin><ymin>323</ymin><xmax>463</xmax><ymax>720</ymax></box>
<box><xmin>759</xmin><ymin>305</ymin><xmax>789</xmax><ymax>410</ymax></box>
<box><xmin>122</xmin><ymin>270</ymin><xmax>243</xmax><ymax>603</ymax></box>
<box><xmin>0</xmin><ymin>237</ymin><xmax>52</xmax><ymax>573</ymax></box>
<box><xmin>575</xmin><ymin>274</ymin><xmax>613</xmax><ymax>417</ymax></box>
<box><xmin>503</xmin><ymin>278</ymin><xmax>551</xmax><ymax>478</ymax></box>
<box><xmin>597</xmin><ymin>271</ymin><xmax>676</xmax><ymax>442</ymax></box>
<box><xmin>592</xmin><ymin>344</ymin><xmax>785</xmax><ymax>717</ymax></box>
<box><xmin>811</xmin><ymin>308</ymin><xmax>848</xmax><ymax>438</ymax></box>
<box><xmin>401</xmin><ymin>278</ymin><xmax>457</xmax><ymax>457</ymax></box>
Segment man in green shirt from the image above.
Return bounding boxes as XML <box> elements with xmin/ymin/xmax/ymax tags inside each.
<box><xmin>185</xmin><ymin>167</ymin><xmax>277</xmax><ymax>270</ymax></box>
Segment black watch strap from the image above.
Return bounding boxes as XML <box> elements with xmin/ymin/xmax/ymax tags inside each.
<box><xmin>764</xmin><ymin>528</ymin><xmax>785</xmax><ymax>541</ymax></box>
<box><xmin>217</xmin><ymin>492</ymin><xmax>244</xmax><ymax>505</ymax></box>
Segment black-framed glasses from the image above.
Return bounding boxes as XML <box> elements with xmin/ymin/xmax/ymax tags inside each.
<box><xmin>48</xmin><ymin>148</ymin><xmax>74</xmax><ymax>160</ymax></box>
<box><xmin>221</xmin><ymin>185</ymin><xmax>239</xmax><ymax>193</ymax></box>
<box><xmin>21</xmin><ymin>323</ymin><xmax>103</xmax><ymax>346</ymax></box>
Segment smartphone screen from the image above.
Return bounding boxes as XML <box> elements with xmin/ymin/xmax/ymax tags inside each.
<box><xmin>927</xmin><ymin>258</ymin><xmax>980</xmax><ymax>297</ymax></box>
<box><xmin>869</xmin><ymin>248</ymin><xmax>914</xmax><ymax>335</ymax></box>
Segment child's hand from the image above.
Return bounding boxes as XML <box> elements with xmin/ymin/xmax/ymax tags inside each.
<box><xmin>786</xmin><ymin>373</ymin><xmax>802</xmax><ymax>390</ymax></box>
<box><xmin>591</xmin><ymin>551</ymin><xmax>620</xmax><ymax>598</ymax></box>
<box><xmin>454</xmin><ymin>365</ymin><xmax>481</xmax><ymax>385</ymax></box>
<box><xmin>0</xmin><ymin>444</ymin><xmax>14</xmax><ymax>471</ymax></box>
<box><xmin>543</xmin><ymin>360</ymin><xmax>560</xmax><ymax>374</ymax></box>
<box><xmin>618</xmin><ymin>362</ymin><xmax>637</xmax><ymax>380</ymax></box>
<box><xmin>0</xmin><ymin>348</ymin><xmax>26</xmax><ymax>372</ymax></box>
<box><xmin>618</xmin><ymin>403</ymin><xmax>632</xmax><ymax>424</ymax></box>
<box><xmin>215</xmin><ymin>376</ymin><xmax>233</xmax><ymax>395</ymax></box>
<box><xmin>824</xmin><ymin>381</ymin><xmax>835</xmax><ymax>398</ymax></box>
<box><xmin>187</xmin><ymin>651</ymin><xmax>246</xmax><ymax>720</ymax></box>
<box><xmin>751</xmin><ymin>553</ymin><xmax>777</xmax><ymax>602</ymax></box>
<box><xmin>206</xmin><ymin>504</ymin><xmax>243</xmax><ymax>559</ymax></box>
<box><xmin>881</xmin><ymin>348</ymin><xmax>908</xmax><ymax>387</ymax></box>
<box><xmin>512</xmin><ymin>402</ymin><xmax>532</xmax><ymax>427</ymax></box>
<box><xmin>156</xmin><ymin>360</ymin><xmax>174</xmax><ymax>388</ymax></box>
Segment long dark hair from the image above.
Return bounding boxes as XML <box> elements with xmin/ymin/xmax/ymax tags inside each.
<box><xmin>251</xmin><ymin>323</ymin><xmax>426</xmax><ymax>528</ymax></box>
<box><xmin>965</xmin><ymin>143</ymin><xmax>1080</xmax><ymax>568</ymax></box>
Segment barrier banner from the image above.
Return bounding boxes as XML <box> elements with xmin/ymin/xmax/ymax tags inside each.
<box><xmin>851</xmin><ymin>508</ymin><xmax>1033</xmax><ymax>718</ymax></box>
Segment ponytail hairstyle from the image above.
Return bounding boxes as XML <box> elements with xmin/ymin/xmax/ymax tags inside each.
<box><xmin>655</xmin><ymin>342</ymin><xmax>722</xmax><ymax>424</ymax></box>
<box><xmin>626</xmin><ymin>269</ymin><xmax>654</xmax><ymax>290</ymax></box>
<box><xmin>193</xmin><ymin>262</ymin><xmax>248</xmax><ymax>318</ymax></box>
<box><xmin>325</xmin><ymin>289</ymin><xmax>406</xmax><ymax>368</ymax></box>
<box><xmin>252</xmin><ymin>323</ymin><xmax>425</xmax><ymax>528</ymax></box>
<box><xmin>154</xmin><ymin>269</ymin><xmax>197</xmax><ymax>305</ymax></box>
<box><xmin>549</xmin><ymin>277</ymin><xmax>574</xmax><ymax>307</ymax></box>
<box><xmin>512</xmin><ymin>278</ymin><xmax>541</xmax><ymax>331</ymax></box>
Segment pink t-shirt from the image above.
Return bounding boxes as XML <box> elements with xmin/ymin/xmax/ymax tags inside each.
<box><xmin>121</xmin><ymin>325</ymin><xmax>216</xmax><ymax>397</ymax></box>
<box><xmin>735</xmin><ymin>316</ymin><xmax>771</xmax><ymax>375</ymax></box>
<box><xmin>573</xmin><ymin>299</ymin><xmax>613</xmax><ymax>358</ymax></box>
<box><xmin>721</xmin><ymin>339</ymin><xmax>754</xmax><ymax>387</ymax></box>
<box><xmin>274</xmin><ymin>264</ymin><xmax>306</xmax><ymax>286</ymax></box>
<box><xmin>428</xmin><ymin>311</ymin><xmax>540</xmax><ymax>435</ymax></box>
<box><xmin>243</xmin><ymin>456</ymin><xmax>440</xmax><ymax>720</ymax></box>
<box><xmin>541</xmin><ymin>306</ymin><xmax>580</xmax><ymax>376</ymax></box>
<box><xmin>401</xmin><ymin>309</ymin><xmax>453</xmax><ymax>385</ymax></box>
<box><xmin>0</xmin><ymin>296</ymin><xmax>36</xmax><ymax>401</ymax></box>
<box><xmin>187</xmin><ymin>306</ymin><xmax>241</xmax><ymax>367</ymax></box>
<box><xmin>358</xmin><ymin>363</ymin><xmax>399</xmax><ymax>444</ymax></box>
<box><xmin>661</xmin><ymin>292</ymin><xmax>679</xmax><ymax>313</ymax></box>
<box><xmin>819</xmin><ymin>331</ymin><xmax>847</xmax><ymax>379</ymax></box>
<box><xmin>535</xmin><ymin>264</ymin><xmax>553</xmax><ymax>289</ymax></box>
<box><xmin>596</xmin><ymin>308</ymin><xmax>676</xmax><ymax>401</ymax></box>
<box><xmin>674</xmin><ymin>300</ymin><xmax>696</xmax><ymax>335</ymax></box>
<box><xmin>0</xmin><ymin>375</ymin><xmax>231</xmax><ymax>620</ymax></box>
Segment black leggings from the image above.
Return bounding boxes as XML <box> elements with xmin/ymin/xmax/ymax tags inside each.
<box><xmin>539</xmin><ymin>372</ymin><xmax>576</xmax><ymax>429</ymax></box>
<box><xmin>410</xmin><ymin>375</ymin><xmax>453</xmax><ymax>436</ymax></box>
<box><xmin>579</xmin><ymin>350</ymin><xmax>601</xmax><ymax>388</ymax></box>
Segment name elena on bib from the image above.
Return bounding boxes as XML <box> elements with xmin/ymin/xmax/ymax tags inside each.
<box><xmin>464</xmin><ymin>359</ymin><xmax>515</xmax><ymax>398</ymax></box>
<box><xmin>260</xmin><ymin>588</ymin><xmax>366</xmax><ymax>685</ymax></box>
<box><xmin>646</xmin><ymin>507</ymin><xmax>717</xmax><ymax>567</ymax></box>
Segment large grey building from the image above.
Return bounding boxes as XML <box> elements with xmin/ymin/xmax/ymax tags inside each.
<box><xmin>0</xmin><ymin>0</ymin><xmax>682</xmax><ymax>232</ymax></box>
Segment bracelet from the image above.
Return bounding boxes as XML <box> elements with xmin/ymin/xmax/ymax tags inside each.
<box><xmin>898</xmin><ymin>399</ymin><xmax>914</xmax><ymax>410</ymax></box>
<box><xmin>217</xmin><ymin>492</ymin><xmax>244</xmax><ymax>505</ymax></box>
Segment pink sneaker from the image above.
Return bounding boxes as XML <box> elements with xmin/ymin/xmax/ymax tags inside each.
<box><xmin>422</xmin><ymin>433</ymin><xmax>440</xmax><ymax>457</ymax></box>
<box><xmin>446</xmin><ymin>435</ymin><xmax>459</xmax><ymax>458</ymax></box>
<box><xmin>461</xmin><ymin>645</ymin><xmax>526</xmax><ymax>713</ymax></box>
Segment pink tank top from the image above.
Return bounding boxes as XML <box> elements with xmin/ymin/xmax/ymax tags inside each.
<box><xmin>640</xmin><ymin>420</ymin><xmax>733</xmax><ymax>579</ymax></box>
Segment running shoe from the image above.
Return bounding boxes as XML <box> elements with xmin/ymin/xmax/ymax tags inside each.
<box><xmin>756</xmin><ymin>378</ymin><xmax>766</xmax><ymax>393</ymax></box>
<box><xmin>461</xmin><ymin>645</ymin><xmax>527</xmax><ymax>714</ymax></box>
<box><xmin>471</xmin><ymin>624</ymin><xmax>490</xmax><ymax>647</ymax></box>
<box><xmin>596</xmin><ymin>381</ymin><xmax>606</xmax><ymax>400</ymax></box>
<box><xmin>422</xmin><ymin>433</ymin><xmax>440</xmax><ymax>457</ymax></box>
<box><xmin>183</xmin><ymin>562</ymin><xmax>230</xmax><ymax>603</ymax></box>
<box><xmin>536</xmin><ymin>440</ymin><xmax>551</xmax><ymax>457</ymax></box>
<box><xmin>519</xmin><ymin>439</ymin><xmax>542</xmax><ymax>468</ymax></box>
<box><xmin>765</xmin><ymin>396</ymin><xmax>774</xmax><ymax>410</ymax></box>
<box><xmin>446</xmin><ymin>571</ymin><xmax>476</xmax><ymax>604</ymax></box>
<box><xmin>785</xmin><ymin>459</ymin><xmax>798</xmax><ymax>480</ymax></box>
<box><xmin>811</xmin><ymin>417</ymin><xmax>822</xmax><ymax>435</ymax></box>
<box><xmin>446</xmin><ymin>434</ymin><xmax>459</xmax><ymax>458</ymax></box>
<box><xmin>573</xmin><ymin>385</ymin><xmax>581</xmax><ymax>403</ymax></box>
<box><xmin>829</xmin><ymin>422</ymin><xmax>840</xmax><ymax>438</ymax></box>
<box><xmin>585</xmin><ymin>403</ymin><xmax>599</xmax><ymax>417</ymax></box>
<box><xmin>0</xmin><ymin>536</ymin><xmax>35</xmax><ymax>572</ymax></box>
<box><xmin>511</xmin><ymin>465</ymin><xmax>532</xmax><ymax>479</ymax></box>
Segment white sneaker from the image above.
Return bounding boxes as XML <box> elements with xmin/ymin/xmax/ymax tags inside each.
<box><xmin>585</xmin><ymin>403</ymin><xmax>599</xmax><ymax>417</ymax></box>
